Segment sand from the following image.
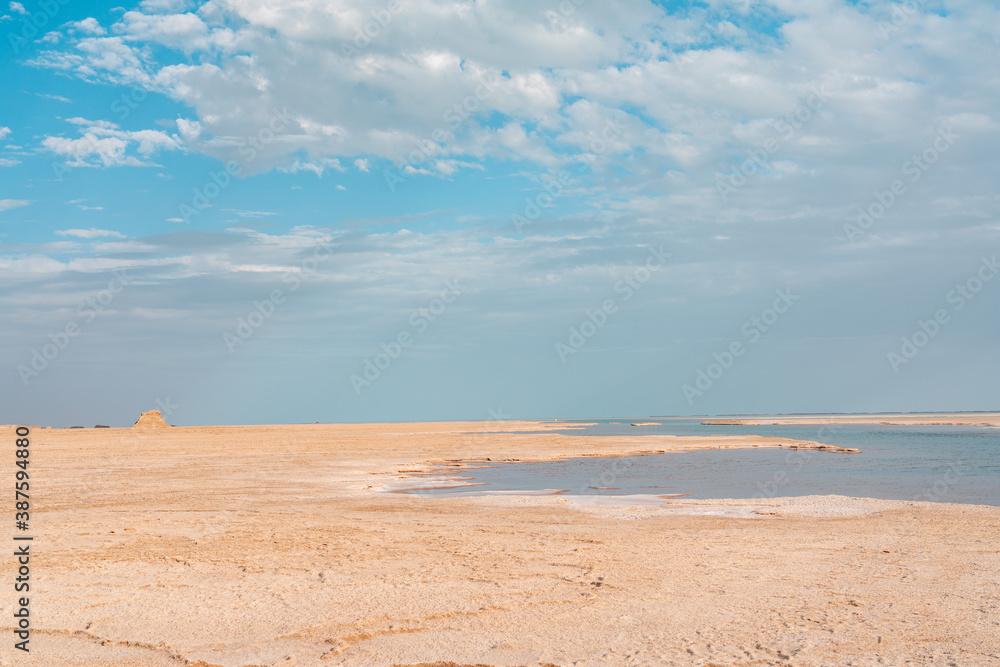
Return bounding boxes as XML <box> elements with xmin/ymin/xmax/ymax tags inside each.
<box><xmin>132</xmin><ymin>410</ymin><xmax>172</xmax><ymax>428</ymax></box>
<box><xmin>2</xmin><ymin>420</ymin><xmax>998</xmax><ymax>666</ymax></box>
<box><xmin>702</xmin><ymin>413</ymin><xmax>1000</xmax><ymax>426</ymax></box>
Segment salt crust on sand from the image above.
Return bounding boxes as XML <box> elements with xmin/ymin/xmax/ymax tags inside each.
<box><xmin>6</xmin><ymin>420</ymin><xmax>998</xmax><ymax>666</ymax></box>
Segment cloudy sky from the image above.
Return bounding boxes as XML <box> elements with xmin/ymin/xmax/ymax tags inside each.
<box><xmin>1</xmin><ymin>0</ymin><xmax>998</xmax><ymax>426</ymax></box>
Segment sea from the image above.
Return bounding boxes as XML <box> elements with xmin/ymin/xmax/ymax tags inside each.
<box><xmin>404</xmin><ymin>418</ymin><xmax>1000</xmax><ymax>506</ymax></box>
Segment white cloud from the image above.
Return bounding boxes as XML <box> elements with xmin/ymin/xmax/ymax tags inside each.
<box><xmin>8</xmin><ymin>2</ymin><xmax>26</xmax><ymax>16</ymax></box>
<box><xmin>92</xmin><ymin>240</ymin><xmax>155</xmax><ymax>252</ymax></box>
<box><xmin>120</xmin><ymin>10</ymin><xmax>236</xmax><ymax>52</ymax></box>
<box><xmin>0</xmin><ymin>127</ymin><xmax>10</xmax><ymax>140</ymax></box>
<box><xmin>222</xmin><ymin>209</ymin><xmax>275</xmax><ymax>218</ymax></box>
<box><xmin>72</xmin><ymin>18</ymin><xmax>106</xmax><ymax>35</ymax></box>
<box><xmin>65</xmin><ymin>199</ymin><xmax>105</xmax><ymax>211</ymax></box>
<box><xmin>0</xmin><ymin>254</ymin><xmax>186</xmax><ymax>274</ymax></box>
<box><xmin>30</xmin><ymin>36</ymin><xmax>151</xmax><ymax>84</ymax></box>
<box><xmin>139</xmin><ymin>0</ymin><xmax>193</xmax><ymax>14</ymax></box>
<box><xmin>0</xmin><ymin>199</ymin><xmax>30</xmax><ymax>211</ymax></box>
<box><xmin>42</xmin><ymin>117</ymin><xmax>181</xmax><ymax>167</ymax></box>
<box><xmin>54</xmin><ymin>228</ymin><xmax>126</xmax><ymax>238</ymax></box>
<box><xmin>20</xmin><ymin>0</ymin><xmax>1000</xmax><ymax>229</ymax></box>
<box><xmin>278</xmin><ymin>158</ymin><xmax>345</xmax><ymax>177</ymax></box>
<box><xmin>43</xmin><ymin>134</ymin><xmax>133</xmax><ymax>167</ymax></box>
<box><xmin>4</xmin><ymin>1</ymin><xmax>1000</xmax><ymax>423</ymax></box>
<box><xmin>66</xmin><ymin>117</ymin><xmax>119</xmax><ymax>129</ymax></box>
<box><xmin>36</xmin><ymin>92</ymin><xmax>71</xmax><ymax>102</ymax></box>
<box><xmin>24</xmin><ymin>0</ymin><xmax>670</xmax><ymax>174</ymax></box>
<box><xmin>0</xmin><ymin>158</ymin><xmax>19</xmax><ymax>167</ymax></box>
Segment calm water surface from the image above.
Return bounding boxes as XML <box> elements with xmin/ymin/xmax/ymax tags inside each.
<box><xmin>408</xmin><ymin>419</ymin><xmax>1000</xmax><ymax>506</ymax></box>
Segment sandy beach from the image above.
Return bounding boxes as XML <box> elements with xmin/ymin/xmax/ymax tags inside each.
<box><xmin>6</xmin><ymin>0</ymin><xmax>995</xmax><ymax>663</ymax></box>
<box><xmin>2</xmin><ymin>420</ymin><xmax>998</xmax><ymax>666</ymax></box>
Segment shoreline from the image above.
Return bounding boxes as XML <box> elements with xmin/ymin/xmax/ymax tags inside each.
<box><xmin>4</xmin><ymin>420</ymin><xmax>997</xmax><ymax>666</ymax></box>
<box><xmin>364</xmin><ymin>424</ymin><xmax>861</xmax><ymax>497</ymax></box>
<box><xmin>381</xmin><ymin>433</ymin><xmax>861</xmax><ymax>497</ymax></box>
<box><xmin>701</xmin><ymin>412</ymin><xmax>1000</xmax><ymax>426</ymax></box>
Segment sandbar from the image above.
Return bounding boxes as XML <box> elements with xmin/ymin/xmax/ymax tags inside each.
<box><xmin>701</xmin><ymin>412</ymin><xmax>1000</xmax><ymax>426</ymax></box>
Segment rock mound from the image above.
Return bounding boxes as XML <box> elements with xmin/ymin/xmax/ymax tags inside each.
<box><xmin>132</xmin><ymin>410</ymin><xmax>171</xmax><ymax>428</ymax></box>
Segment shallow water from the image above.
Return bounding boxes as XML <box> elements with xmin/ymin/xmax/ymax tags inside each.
<box><xmin>407</xmin><ymin>419</ymin><xmax>1000</xmax><ymax>506</ymax></box>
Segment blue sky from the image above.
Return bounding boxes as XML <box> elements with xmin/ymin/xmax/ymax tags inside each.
<box><xmin>1</xmin><ymin>0</ymin><xmax>998</xmax><ymax>426</ymax></box>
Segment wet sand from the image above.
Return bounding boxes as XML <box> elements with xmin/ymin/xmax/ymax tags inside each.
<box><xmin>2</xmin><ymin>421</ymin><xmax>998</xmax><ymax>666</ymax></box>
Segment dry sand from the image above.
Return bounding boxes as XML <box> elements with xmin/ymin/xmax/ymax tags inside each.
<box><xmin>131</xmin><ymin>410</ymin><xmax>172</xmax><ymax>429</ymax></box>
<box><xmin>1</xmin><ymin>420</ymin><xmax>998</xmax><ymax>666</ymax></box>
